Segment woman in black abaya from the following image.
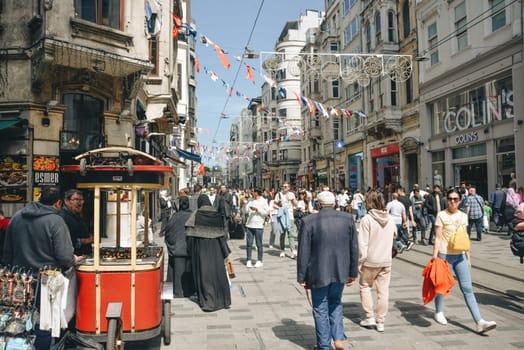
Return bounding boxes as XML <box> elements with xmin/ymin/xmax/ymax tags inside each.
<box><xmin>186</xmin><ymin>205</ymin><xmax>231</xmax><ymax>311</ymax></box>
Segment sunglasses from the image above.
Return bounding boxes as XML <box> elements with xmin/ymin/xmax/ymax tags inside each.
<box><xmin>447</xmin><ymin>197</ymin><xmax>460</xmax><ymax>202</ymax></box>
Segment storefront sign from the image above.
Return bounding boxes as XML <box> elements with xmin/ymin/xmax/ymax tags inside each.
<box><xmin>443</xmin><ymin>90</ymin><xmax>513</xmax><ymax>133</ymax></box>
<box><xmin>370</xmin><ymin>143</ymin><xmax>400</xmax><ymax>158</ymax></box>
<box><xmin>33</xmin><ymin>155</ymin><xmax>60</xmax><ymax>185</ymax></box>
<box><xmin>455</xmin><ymin>131</ymin><xmax>478</xmax><ymax>145</ymax></box>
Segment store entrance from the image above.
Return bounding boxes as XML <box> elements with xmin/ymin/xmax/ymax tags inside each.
<box><xmin>453</xmin><ymin>162</ymin><xmax>488</xmax><ymax>198</ymax></box>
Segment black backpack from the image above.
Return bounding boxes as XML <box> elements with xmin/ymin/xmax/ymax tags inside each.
<box><xmin>508</xmin><ymin>220</ymin><xmax>524</xmax><ymax>264</ymax></box>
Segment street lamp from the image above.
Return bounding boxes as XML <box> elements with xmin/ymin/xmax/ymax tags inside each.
<box><xmin>333</xmin><ymin>139</ymin><xmax>344</xmax><ymax>192</ymax></box>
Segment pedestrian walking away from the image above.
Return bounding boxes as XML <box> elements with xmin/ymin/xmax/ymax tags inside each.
<box><xmin>297</xmin><ymin>190</ymin><xmax>359</xmax><ymax>350</ymax></box>
<box><xmin>358</xmin><ymin>190</ymin><xmax>397</xmax><ymax>332</ymax></box>
<box><xmin>431</xmin><ymin>188</ymin><xmax>497</xmax><ymax>334</ymax></box>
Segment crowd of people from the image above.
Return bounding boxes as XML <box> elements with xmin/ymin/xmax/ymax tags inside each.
<box><xmin>1</xmin><ymin>178</ymin><xmax>521</xmax><ymax>350</ymax></box>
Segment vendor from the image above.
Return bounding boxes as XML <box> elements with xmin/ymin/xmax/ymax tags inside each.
<box><xmin>59</xmin><ymin>189</ymin><xmax>93</xmax><ymax>256</ymax></box>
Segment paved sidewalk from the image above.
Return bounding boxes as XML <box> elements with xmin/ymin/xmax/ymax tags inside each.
<box><xmin>167</xmin><ymin>225</ymin><xmax>524</xmax><ymax>350</ymax></box>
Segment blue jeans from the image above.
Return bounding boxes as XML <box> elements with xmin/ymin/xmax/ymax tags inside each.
<box><xmin>428</xmin><ymin>215</ymin><xmax>436</xmax><ymax>242</ymax></box>
<box><xmin>435</xmin><ymin>253</ymin><xmax>482</xmax><ymax>322</ymax></box>
<box><xmin>246</xmin><ymin>227</ymin><xmax>263</xmax><ymax>261</ymax></box>
<box><xmin>311</xmin><ymin>283</ymin><xmax>346</xmax><ymax>350</ymax></box>
<box><xmin>467</xmin><ymin>217</ymin><xmax>483</xmax><ymax>240</ymax></box>
<box><xmin>269</xmin><ymin>214</ymin><xmax>280</xmax><ymax>246</ymax></box>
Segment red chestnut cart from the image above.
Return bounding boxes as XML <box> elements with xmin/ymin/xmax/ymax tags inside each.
<box><xmin>62</xmin><ymin>147</ymin><xmax>173</xmax><ymax>349</ymax></box>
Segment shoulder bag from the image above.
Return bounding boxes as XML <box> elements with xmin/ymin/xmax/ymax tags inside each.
<box><xmin>448</xmin><ymin>224</ymin><xmax>470</xmax><ymax>251</ymax></box>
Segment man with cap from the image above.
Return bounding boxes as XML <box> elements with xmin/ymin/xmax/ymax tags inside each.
<box><xmin>297</xmin><ymin>191</ymin><xmax>359</xmax><ymax>350</ymax></box>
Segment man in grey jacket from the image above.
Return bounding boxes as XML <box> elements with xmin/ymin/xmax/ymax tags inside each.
<box><xmin>297</xmin><ymin>191</ymin><xmax>358</xmax><ymax>350</ymax></box>
<box><xmin>3</xmin><ymin>185</ymin><xmax>77</xmax><ymax>350</ymax></box>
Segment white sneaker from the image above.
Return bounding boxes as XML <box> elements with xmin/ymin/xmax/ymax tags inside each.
<box><xmin>476</xmin><ymin>319</ymin><xmax>496</xmax><ymax>333</ymax></box>
<box><xmin>376</xmin><ymin>323</ymin><xmax>385</xmax><ymax>332</ymax></box>
<box><xmin>434</xmin><ymin>312</ymin><xmax>447</xmax><ymax>325</ymax></box>
<box><xmin>254</xmin><ymin>260</ymin><xmax>263</xmax><ymax>268</ymax></box>
<box><xmin>280</xmin><ymin>251</ymin><xmax>285</xmax><ymax>258</ymax></box>
<box><xmin>290</xmin><ymin>250</ymin><xmax>296</xmax><ymax>259</ymax></box>
<box><xmin>269</xmin><ymin>245</ymin><xmax>274</xmax><ymax>249</ymax></box>
<box><xmin>246</xmin><ymin>260</ymin><xmax>252</xmax><ymax>268</ymax></box>
<box><xmin>359</xmin><ymin>317</ymin><xmax>376</xmax><ymax>328</ymax></box>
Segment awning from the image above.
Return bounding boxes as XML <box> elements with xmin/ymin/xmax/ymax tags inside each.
<box><xmin>176</xmin><ymin>148</ymin><xmax>202</xmax><ymax>163</ymax></box>
<box><xmin>0</xmin><ymin>119</ymin><xmax>23</xmax><ymax>130</ymax></box>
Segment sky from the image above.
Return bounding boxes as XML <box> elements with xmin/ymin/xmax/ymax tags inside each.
<box><xmin>190</xmin><ymin>0</ymin><xmax>324</xmax><ymax>166</ymax></box>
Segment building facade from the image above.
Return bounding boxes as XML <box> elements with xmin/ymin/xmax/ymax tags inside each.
<box><xmin>0</xmin><ymin>1</ymin><xmax>193</xmax><ymax>219</ymax></box>
<box><xmin>417</xmin><ymin>0</ymin><xmax>523</xmax><ymax>197</ymax></box>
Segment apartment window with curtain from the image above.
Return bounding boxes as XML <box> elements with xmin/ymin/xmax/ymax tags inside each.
<box><xmin>75</xmin><ymin>0</ymin><xmax>121</xmax><ymax>30</ymax></box>
<box><xmin>402</xmin><ymin>1</ymin><xmax>410</xmax><ymax>39</ymax></box>
<box><xmin>375</xmin><ymin>12</ymin><xmax>381</xmax><ymax>44</ymax></box>
<box><xmin>428</xmin><ymin>22</ymin><xmax>439</xmax><ymax>65</ymax></box>
<box><xmin>490</xmin><ymin>0</ymin><xmax>506</xmax><ymax>32</ymax></box>
<box><xmin>387</xmin><ymin>11</ymin><xmax>395</xmax><ymax>42</ymax></box>
<box><xmin>455</xmin><ymin>2</ymin><xmax>468</xmax><ymax>51</ymax></box>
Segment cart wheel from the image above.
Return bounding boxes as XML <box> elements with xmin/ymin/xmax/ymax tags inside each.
<box><xmin>163</xmin><ymin>300</ymin><xmax>171</xmax><ymax>345</ymax></box>
<box><xmin>127</xmin><ymin>158</ymin><xmax>134</xmax><ymax>176</ymax></box>
<box><xmin>79</xmin><ymin>158</ymin><xmax>87</xmax><ymax>176</ymax></box>
<box><xmin>106</xmin><ymin>319</ymin><xmax>118</xmax><ymax>350</ymax></box>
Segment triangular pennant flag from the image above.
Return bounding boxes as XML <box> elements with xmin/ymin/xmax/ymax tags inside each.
<box><xmin>245</xmin><ymin>64</ymin><xmax>255</xmax><ymax>83</ymax></box>
<box><xmin>213</xmin><ymin>43</ymin><xmax>230</xmax><ymax>69</ymax></box>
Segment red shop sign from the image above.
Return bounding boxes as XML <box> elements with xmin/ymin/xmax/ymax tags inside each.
<box><xmin>370</xmin><ymin>143</ymin><xmax>400</xmax><ymax>158</ymax></box>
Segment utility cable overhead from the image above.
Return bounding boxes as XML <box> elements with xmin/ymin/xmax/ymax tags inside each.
<box><xmin>211</xmin><ymin>0</ymin><xmax>266</xmax><ymax>144</ymax></box>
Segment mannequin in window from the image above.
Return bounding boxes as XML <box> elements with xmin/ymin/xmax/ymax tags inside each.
<box><xmin>433</xmin><ymin>170</ymin><xmax>443</xmax><ymax>187</ymax></box>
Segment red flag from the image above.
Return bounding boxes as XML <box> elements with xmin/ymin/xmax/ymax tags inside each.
<box><xmin>199</xmin><ymin>163</ymin><xmax>205</xmax><ymax>175</ymax></box>
<box><xmin>245</xmin><ymin>64</ymin><xmax>255</xmax><ymax>83</ymax></box>
<box><xmin>293</xmin><ymin>92</ymin><xmax>302</xmax><ymax>106</ymax></box>
<box><xmin>194</xmin><ymin>55</ymin><xmax>200</xmax><ymax>73</ymax></box>
<box><xmin>172</xmin><ymin>13</ymin><xmax>182</xmax><ymax>38</ymax></box>
<box><xmin>213</xmin><ymin>43</ymin><xmax>230</xmax><ymax>69</ymax></box>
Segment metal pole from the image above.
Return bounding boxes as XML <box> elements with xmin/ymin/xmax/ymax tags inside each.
<box><xmin>333</xmin><ymin>140</ymin><xmax>337</xmax><ymax>192</ymax></box>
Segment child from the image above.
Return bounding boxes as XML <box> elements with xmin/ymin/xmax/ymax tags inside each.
<box><xmin>483</xmin><ymin>200</ymin><xmax>492</xmax><ymax>233</ymax></box>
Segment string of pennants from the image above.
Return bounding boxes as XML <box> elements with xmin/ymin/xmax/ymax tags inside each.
<box><xmin>171</xmin><ymin>13</ymin><xmax>368</xmax><ymax>122</ymax></box>
<box><xmin>169</xmin><ymin>11</ymin><xmax>370</xmax><ymax>166</ymax></box>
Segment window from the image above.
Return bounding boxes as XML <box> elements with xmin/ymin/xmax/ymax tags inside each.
<box><xmin>405</xmin><ymin>76</ymin><xmax>413</xmax><ymax>104</ymax></box>
<box><xmin>332</xmin><ymin>80</ymin><xmax>340</xmax><ymax>98</ymax></box>
<box><xmin>61</xmin><ymin>94</ymin><xmax>104</xmax><ymax>153</ymax></box>
<box><xmin>279</xmin><ymin>149</ymin><xmax>288</xmax><ymax>161</ymax></box>
<box><xmin>387</xmin><ymin>11</ymin><xmax>395</xmax><ymax>42</ymax></box>
<box><xmin>343</xmin><ymin>18</ymin><xmax>360</xmax><ymax>47</ymax></box>
<box><xmin>455</xmin><ymin>2</ymin><xmax>468</xmax><ymax>51</ymax></box>
<box><xmin>272</xmin><ymin>150</ymin><xmax>277</xmax><ymax>161</ymax></box>
<box><xmin>375</xmin><ymin>12</ymin><xmax>381</xmax><ymax>44</ymax></box>
<box><xmin>391</xmin><ymin>80</ymin><xmax>398</xmax><ymax>106</ymax></box>
<box><xmin>330</xmin><ymin>41</ymin><xmax>339</xmax><ymax>53</ymax></box>
<box><xmin>490</xmin><ymin>0</ymin><xmax>506</xmax><ymax>32</ymax></box>
<box><xmin>402</xmin><ymin>1</ymin><xmax>410</xmax><ymax>39</ymax></box>
<box><xmin>278</xmin><ymin>108</ymin><xmax>287</xmax><ymax>117</ymax></box>
<box><xmin>428</xmin><ymin>22</ymin><xmax>439</xmax><ymax>65</ymax></box>
<box><xmin>149</xmin><ymin>36</ymin><xmax>159</xmax><ymax>76</ymax></box>
<box><xmin>379</xmin><ymin>78</ymin><xmax>383</xmax><ymax>108</ymax></box>
<box><xmin>342</xmin><ymin>0</ymin><xmax>350</xmax><ymax>16</ymax></box>
<box><xmin>368</xmin><ymin>84</ymin><xmax>374</xmax><ymax>113</ymax></box>
<box><xmin>74</xmin><ymin>0</ymin><xmax>121</xmax><ymax>30</ymax></box>
<box><xmin>366</xmin><ymin>21</ymin><xmax>371</xmax><ymax>52</ymax></box>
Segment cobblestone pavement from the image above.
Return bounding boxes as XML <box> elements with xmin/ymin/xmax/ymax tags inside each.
<box><xmin>148</xmin><ymin>224</ymin><xmax>524</xmax><ymax>350</ymax></box>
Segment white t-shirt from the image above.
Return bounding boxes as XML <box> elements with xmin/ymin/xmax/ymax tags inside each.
<box><xmin>435</xmin><ymin>209</ymin><xmax>469</xmax><ymax>255</ymax></box>
<box><xmin>386</xmin><ymin>200</ymin><xmax>405</xmax><ymax>225</ymax></box>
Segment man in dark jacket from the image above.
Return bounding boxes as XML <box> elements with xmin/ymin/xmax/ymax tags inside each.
<box><xmin>59</xmin><ymin>189</ymin><xmax>93</xmax><ymax>256</ymax></box>
<box><xmin>297</xmin><ymin>191</ymin><xmax>358</xmax><ymax>350</ymax></box>
<box><xmin>164</xmin><ymin>196</ymin><xmax>194</xmax><ymax>298</ymax></box>
<box><xmin>215</xmin><ymin>184</ymin><xmax>233</xmax><ymax>238</ymax></box>
<box><xmin>3</xmin><ymin>185</ymin><xmax>77</xmax><ymax>350</ymax></box>
<box><xmin>489</xmin><ymin>184</ymin><xmax>506</xmax><ymax>231</ymax></box>
<box><xmin>425</xmin><ymin>185</ymin><xmax>445</xmax><ymax>244</ymax></box>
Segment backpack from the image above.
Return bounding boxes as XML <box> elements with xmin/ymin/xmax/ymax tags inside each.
<box><xmin>508</xmin><ymin>221</ymin><xmax>524</xmax><ymax>264</ymax></box>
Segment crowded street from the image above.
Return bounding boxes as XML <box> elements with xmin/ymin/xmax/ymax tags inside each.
<box><xmin>128</xmin><ymin>223</ymin><xmax>523</xmax><ymax>350</ymax></box>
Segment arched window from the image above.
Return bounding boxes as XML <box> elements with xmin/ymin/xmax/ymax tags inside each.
<box><xmin>365</xmin><ymin>21</ymin><xmax>371</xmax><ymax>51</ymax></box>
<box><xmin>375</xmin><ymin>12</ymin><xmax>381</xmax><ymax>44</ymax></box>
<box><xmin>61</xmin><ymin>94</ymin><xmax>104</xmax><ymax>153</ymax></box>
<box><xmin>388</xmin><ymin>11</ymin><xmax>396</xmax><ymax>42</ymax></box>
<box><xmin>402</xmin><ymin>1</ymin><xmax>410</xmax><ymax>39</ymax></box>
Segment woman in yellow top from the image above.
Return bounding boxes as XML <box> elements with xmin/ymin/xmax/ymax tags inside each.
<box><xmin>432</xmin><ymin>188</ymin><xmax>496</xmax><ymax>333</ymax></box>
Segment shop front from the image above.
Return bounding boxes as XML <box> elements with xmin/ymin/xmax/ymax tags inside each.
<box><xmin>370</xmin><ymin>143</ymin><xmax>400</xmax><ymax>190</ymax></box>
<box><xmin>425</xmin><ymin>73</ymin><xmax>516</xmax><ymax>197</ymax></box>
<box><xmin>348</xmin><ymin>152</ymin><xmax>363</xmax><ymax>191</ymax></box>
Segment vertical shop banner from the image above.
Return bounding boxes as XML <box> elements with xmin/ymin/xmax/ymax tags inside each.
<box><xmin>0</xmin><ymin>155</ymin><xmax>28</xmax><ymax>203</ymax></box>
<box><xmin>33</xmin><ymin>155</ymin><xmax>60</xmax><ymax>185</ymax></box>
